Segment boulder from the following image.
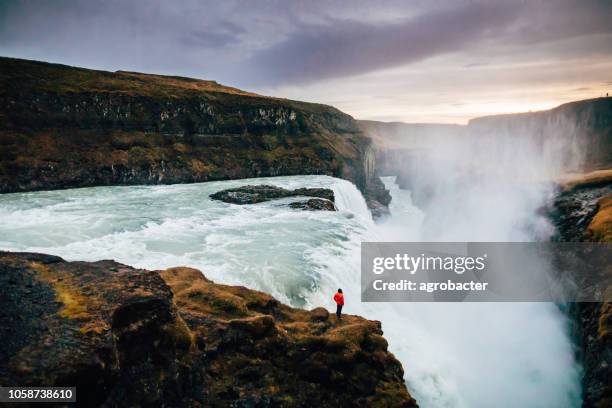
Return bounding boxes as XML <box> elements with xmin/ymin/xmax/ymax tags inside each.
<box><xmin>210</xmin><ymin>185</ymin><xmax>335</xmax><ymax>205</ymax></box>
<box><xmin>289</xmin><ymin>198</ymin><xmax>336</xmax><ymax>211</ymax></box>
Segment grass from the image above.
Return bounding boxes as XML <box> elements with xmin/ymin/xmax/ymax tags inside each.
<box><xmin>0</xmin><ymin>56</ymin><xmax>346</xmax><ymax>116</ymax></box>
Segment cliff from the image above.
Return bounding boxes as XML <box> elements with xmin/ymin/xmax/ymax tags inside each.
<box><xmin>0</xmin><ymin>251</ymin><xmax>417</xmax><ymax>407</ymax></box>
<box><xmin>357</xmin><ymin>120</ymin><xmax>466</xmax><ymax>182</ymax></box>
<box><xmin>0</xmin><ymin>57</ymin><xmax>389</xmax><ymax>209</ymax></box>
<box><xmin>468</xmin><ymin>97</ymin><xmax>612</xmax><ymax>171</ymax></box>
<box><xmin>360</xmin><ymin>97</ymin><xmax>612</xmax><ymax>179</ymax></box>
<box><xmin>551</xmin><ymin>175</ymin><xmax>612</xmax><ymax>408</ymax></box>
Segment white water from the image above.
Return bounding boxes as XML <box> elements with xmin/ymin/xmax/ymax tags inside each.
<box><xmin>0</xmin><ymin>174</ymin><xmax>580</xmax><ymax>407</ymax></box>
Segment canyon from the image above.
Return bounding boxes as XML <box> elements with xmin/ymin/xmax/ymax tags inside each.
<box><xmin>1</xmin><ymin>56</ymin><xmax>611</xmax><ymax>407</ymax></box>
<box><xmin>360</xmin><ymin>102</ymin><xmax>612</xmax><ymax>408</ymax></box>
<box><xmin>0</xmin><ymin>57</ymin><xmax>389</xmax><ymax>211</ymax></box>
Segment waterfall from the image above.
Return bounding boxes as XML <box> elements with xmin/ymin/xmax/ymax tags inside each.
<box><xmin>0</xmin><ymin>173</ymin><xmax>583</xmax><ymax>407</ymax></box>
<box><xmin>330</xmin><ymin>178</ymin><xmax>373</xmax><ymax>221</ymax></box>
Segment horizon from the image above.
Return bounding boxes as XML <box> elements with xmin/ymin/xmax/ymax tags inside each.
<box><xmin>1</xmin><ymin>0</ymin><xmax>611</xmax><ymax>124</ymax></box>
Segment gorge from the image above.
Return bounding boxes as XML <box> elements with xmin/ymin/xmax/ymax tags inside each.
<box><xmin>1</xmin><ymin>57</ymin><xmax>611</xmax><ymax>407</ymax></box>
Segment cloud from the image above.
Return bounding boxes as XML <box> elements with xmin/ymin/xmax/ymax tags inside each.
<box><xmin>245</xmin><ymin>1</ymin><xmax>612</xmax><ymax>86</ymax></box>
<box><xmin>0</xmin><ymin>0</ymin><xmax>610</xmax><ymax>90</ymax></box>
<box><xmin>463</xmin><ymin>62</ymin><xmax>490</xmax><ymax>68</ymax></box>
<box><xmin>245</xmin><ymin>2</ymin><xmax>522</xmax><ymax>85</ymax></box>
<box><xmin>180</xmin><ymin>22</ymin><xmax>245</xmax><ymax>49</ymax></box>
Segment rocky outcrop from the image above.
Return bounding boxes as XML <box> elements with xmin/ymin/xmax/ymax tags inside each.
<box><xmin>0</xmin><ymin>57</ymin><xmax>390</xmax><ymax>212</ymax></box>
<box><xmin>0</xmin><ymin>251</ymin><xmax>417</xmax><ymax>407</ymax></box>
<box><xmin>289</xmin><ymin>198</ymin><xmax>336</xmax><ymax>211</ymax></box>
<box><xmin>550</xmin><ymin>175</ymin><xmax>612</xmax><ymax>408</ymax></box>
<box><xmin>210</xmin><ymin>185</ymin><xmax>334</xmax><ymax>205</ymax></box>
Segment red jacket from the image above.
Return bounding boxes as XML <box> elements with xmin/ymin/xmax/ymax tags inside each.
<box><xmin>334</xmin><ymin>292</ymin><xmax>344</xmax><ymax>306</ymax></box>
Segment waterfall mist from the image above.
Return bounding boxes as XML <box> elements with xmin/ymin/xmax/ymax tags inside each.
<box><xmin>365</xmin><ymin>113</ymin><xmax>587</xmax><ymax>407</ymax></box>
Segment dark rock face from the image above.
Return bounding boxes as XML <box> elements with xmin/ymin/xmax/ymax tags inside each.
<box><xmin>0</xmin><ymin>252</ymin><xmax>417</xmax><ymax>407</ymax></box>
<box><xmin>550</xmin><ymin>185</ymin><xmax>612</xmax><ymax>242</ymax></box>
<box><xmin>550</xmin><ymin>182</ymin><xmax>612</xmax><ymax>408</ymax></box>
<box><xmin>289</xmin><ymin>198</ymin><xmax>336</xmax><ymax>211</ymax></box>
<box><xmin>0</xmin><ymin>57</ymin><xmax>390</xmax><ymax>214</ymax></box>
<box><xmin>210</xmin><ymin>184</ymin><xmax>334</xmax><ymax>205</ymax></box>
<box><xmin>0</xmin><ymin>252</ymin><xmax>193</xmax><ymax>407</ymax></box>
<box><xmin>367</xmin><ymin>199</ymin><xmax>391</xmax><ymax>219</ymax></box>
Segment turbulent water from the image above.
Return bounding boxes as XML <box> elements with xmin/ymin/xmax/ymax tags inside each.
<box><xmin>0</xmin><ymin>174</ymin><xmax>581</xmax><ymax>407</ymax></box>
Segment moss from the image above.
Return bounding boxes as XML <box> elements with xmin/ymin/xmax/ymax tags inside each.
<box><xmin>190</xmin><ymin>158</ymin><xmax>214</xmax><ymax>173</ymax></box>
<box><xmin>173</xmin><ymin>142</ymin><xmax>188</xmax><ymax>153</ymax></box>
<box><xmin>585</xmin><ymin>195</ymin><xmax>612</xmax><ymax>242</ymax></box>
<box><xmin>0</xmin><ymin>57</ymin><xmax>260</xmax><ymax>99</ymax></box>
<box><xmin>164</xmin><ymin>315</ymin><xmax>194</xmax><ymax>351</ymax></box>
<box><xmin>31</xmin><ymin>262</ymin><xmax>90</xmax><ymax>320</ymax></box>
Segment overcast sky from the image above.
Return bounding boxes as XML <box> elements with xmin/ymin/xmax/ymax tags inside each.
<box><xmin>1</xmin><ymin>0</ymin><xmax>611</xmax><ymax>123</ymax></box>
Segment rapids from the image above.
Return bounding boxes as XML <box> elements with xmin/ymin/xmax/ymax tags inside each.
<box><xmin>0</xmin><ymin>174</ymin><xmax>581</xmax><ymax>407</ymax></box>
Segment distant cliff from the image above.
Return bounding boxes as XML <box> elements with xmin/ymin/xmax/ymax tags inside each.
<box><xmin>0</xmin><ymin>57</ymin><xmax>389</xmax><ymax>209</ymax></box>
<box><xmin>0</xmin><ymin>252</ymin><xmax>417</xmax><ymax>407</ymax></box>
<box><xmin>469</xmin><ymin>97</ymin><xmax>612</xmax><ymax>171</ymax></box>
<box><xmin>359</xmin><ymin>97</ymin><xmax>612</xmax><ymax>186</ymax></box>
<box><xmin>357</xmin><ymin>121</ymin><xmax>466</xmax><ymax>181</ymax></box>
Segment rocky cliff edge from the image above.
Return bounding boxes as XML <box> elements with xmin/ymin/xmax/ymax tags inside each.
<box><xmin>0</xmin><ymin>252</ymin><xmax>417</xmax><ymax>407</ymax></box>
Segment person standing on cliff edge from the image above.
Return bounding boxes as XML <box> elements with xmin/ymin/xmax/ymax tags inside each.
<box><xmin>334</xmin><ymin>289</ymin><xmax>344</xmax><ymax>321</ymax></box>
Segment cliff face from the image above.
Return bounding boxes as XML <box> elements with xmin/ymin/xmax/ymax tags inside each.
<box><xmin>0</xmin><ymin>252</ymin><xmax>417</xmax><ymax>407</ymax></box>
<box><xmin>0</xmin><ymin>57</ymin><xmax>388</xmax><ymax>208</ymax></box>
<box><xmin>357</xmin><ymin>121</ymin><xmax>466</xmax><ymax>185</ymax></box>
<box><xmin>360</xmin><ymin>97</ymin><xmax>612</xmax><ymax>180</ymax></box>
<box><xmin>550</xmin><ymin>175</ymin><xmax>612</xmax><ymax>408</ymax></box>
<box><xmin>468</xmin><ymin>97</ymin><xmax>612</xmax><ymax>171</ymax></box>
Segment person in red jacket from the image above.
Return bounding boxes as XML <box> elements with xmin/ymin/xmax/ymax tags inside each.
<box><xmin>333</xmin><ymin>288</ymin><xmax>344</xmax><ymax>321</ymax></box>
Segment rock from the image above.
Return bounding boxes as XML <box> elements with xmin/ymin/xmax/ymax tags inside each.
<box><xmin>550</xmin><ymin>183</ymin><xmax>612</xmax><ymax>242</ymax></box>
<box><xmin>309</xmin><ymin>307</ymin><xmax>330</xmax><ymax>322</ymax></box>
<box><xmin>367</xmin><ymin>199</ymin><xmax>391</xmax><ymax>219</ymax></box>
<box><xmin>0</xmin><ymin>252</ymin><xmax>418</xmax><ymax>407</ymax></box>
<box><xmin>550</xmin><ymin>179</ymin><xmax>612</xmax><ymax>408</ymax></box>
<box><xmin>210</xmin><ymin>185</ymin><xmax>290</xmax><ymax>204</ymax></box>
<box><xmin>289</xmin><ymin>198</ymin><xmax>336</xmax><ymax>211</ymax></box>
<box><xmin>293</xmin><ymin>188</ymin><xmax>335</xmax><ymax>202</ymax></box>
<box><xmin>0</xmin><ymin>251</ymin><xmax>195</xmax><ymax>407</ymax></box>
<box><xmin>210</xmin><ymin>185</ymin><xmax>335</xmax><ymax>205</ymax></box>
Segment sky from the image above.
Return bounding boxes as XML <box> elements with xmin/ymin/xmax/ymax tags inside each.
<box><xmin>1</xmin><ymin>0</ymin><xmax>611</xmax><ymax>124</ymax></box>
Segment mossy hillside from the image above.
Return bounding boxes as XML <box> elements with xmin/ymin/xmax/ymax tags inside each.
<box><xmin>0</xmin><ymin>57</ymin><xmax>389</xmax><ymax>207</ymax></box>
<box><xmin>159</xmin><ymin>266</ymin><xmax>417</xmax><ymax>407</ymax></box>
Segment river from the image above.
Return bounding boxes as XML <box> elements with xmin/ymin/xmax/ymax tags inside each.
<box><xmin>0</xmin><ymin>174</ymin><xmax>581</xmax><ymax>407</ymax></box>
